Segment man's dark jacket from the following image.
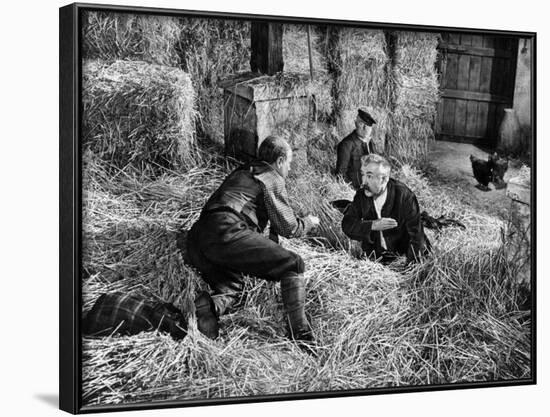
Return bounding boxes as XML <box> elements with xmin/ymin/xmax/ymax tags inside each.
<box><xmin>342</xmin><ymin>178</ymin><xmax>428</xmax><ymax>262</ymax></box>
<box><xmin>335</xmin><ymin>131</ymin><xmax>376</xmax><ymax>189</ymax></box>
<box><xmin>184</xmin><ymin>161</ymin><xmax>309</xmax><ymax>310</ymax></box>
<box><xmin>201</xmin><ymin>161</ymin><xmax>269</xmax><ymax>233</ymax></box>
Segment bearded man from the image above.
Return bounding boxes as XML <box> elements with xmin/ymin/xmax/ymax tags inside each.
<box><xmin>342</xmin><ymin>154</ymin><xmax>429</xmax><ymax>264</ymax></box>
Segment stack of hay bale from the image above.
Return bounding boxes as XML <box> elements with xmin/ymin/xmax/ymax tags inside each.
<box><xmin>82</xmin><ymin>11</ymin><xmax>182</xmax><ymax>66</ymax></box>
<box><xmin>177</xmin><ymin>18</ymin><xmax>251</xmax><ymax>143</ymax></box>
<box><xmin>82</xmin><ymin>60</ymin><xmax>197</xmax><ymax>170</ymax></box>
<box><xmin>325</xmin><ymin>27</ymin><xmax>392</xmax><ymax>152</ymax></box>
<box><xmin>280</xmin><ymin>24</ymin><xmax>336</xmax><ymax>173</ymax></box>
<box><xmin>282</xmin><ymin>24</ymin><xmax>333</xmax><ymax>121</ymax></box>
<box><xmin>388</xmin><ymin>31</ymin><xmax>440</xmax><ymax>164</ymax></box>
<box><xmin>81</xmin><ymin>11</ymin><xmax>198</xmax><ymax>170</ymax></box>
<box><xmin>83</xmin><ymin>11</ymin><xmax>252</xmax><ymax>149</ymax></box>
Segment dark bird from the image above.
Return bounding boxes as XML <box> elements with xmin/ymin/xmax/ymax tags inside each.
<box><xmin>489</xmin><ymin>152</ymin><xmax>509</xmax><ymax>189</ymax></box>
<box><xmin>470</xmin><ymin>154</ymin><xmax>494</xmax><ymax>191</ymax></box>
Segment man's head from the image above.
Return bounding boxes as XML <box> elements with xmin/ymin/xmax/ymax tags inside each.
<box><xmin>258</xmin><ymin>136</ymin><xmax>293</xmax><ymax>178</ymax></box>
<box><xmin>355</xmin><ymin>108</ymin><xmax>376</xmax><ymax>140</ymax></box>
<box><xmin>360</xmin><ymin>154</ymin><xmax>391</xmax><ymax>196</ymax></box>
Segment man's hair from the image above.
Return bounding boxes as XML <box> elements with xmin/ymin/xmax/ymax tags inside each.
<box><xmin>258</xmin><ymin>136</ymin><xmax>291</xmax><ymax>163</ymax></box>
<box><xmin>361</xmin><ymin>153</ymin><xmax>391</xmax><ymax>171</ymax></box>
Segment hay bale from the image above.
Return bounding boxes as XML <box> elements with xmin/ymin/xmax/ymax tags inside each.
<box><xmin>282</xmin><ymin>24</ymin><xmax>334</xmax><ymax>120</ymax></box>
<box><xmin>283</xmin><ymin>24</ymin><xmax>329</xmax><ymax>74</ymax></box>
<box><xmin>82</xmin><ymin>60</ymin><xmax>198</xmax><ymax>170</ymax></box>
<box><xmin>324</xmin><ymin>28</ymin><xmax>391</xmax><ymax>140</ymax></box>
<box><xmin>387</xmin><ymin>32</ymin><xmax>441</xmax><ymax>165</ymax></box>
<box><xmin>82</xmin><ymin>11</ymin><xmax>182</xmax><ymax>66</ymax></box>
<box><xmin>177</xmin><ymin>18</ymin><xmax>251</xmax><ymax>143</ymax></box>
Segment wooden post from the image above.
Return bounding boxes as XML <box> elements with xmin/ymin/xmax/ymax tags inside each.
<box><xmin>250</xmin><ymin>21</ymin><xmax>283</xmax><ymax>75</ymax></box>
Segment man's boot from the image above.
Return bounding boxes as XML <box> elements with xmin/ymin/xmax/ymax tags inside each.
<box><xmin>280</xmin><ymin>275</ymin><xmax>314</xmax><ymax>345</ymax></box>
<box><xmin>194</xmin><ymin>291</ymin><xmax>219</xmax><ymax>339</ymax></box>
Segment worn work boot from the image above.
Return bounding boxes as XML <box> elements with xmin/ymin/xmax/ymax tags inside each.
<box><xmin>194</xmin><ymin>291</ymin><xmax>219</xmax><ymax>339</ymax></box>
<box><xmin>280</xmin><ymin>275</ymin><xmax>315</xmax><ymax>352</ymax></box>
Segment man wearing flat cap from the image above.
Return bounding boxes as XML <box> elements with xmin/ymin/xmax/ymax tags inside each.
<box><xmin>335</xmin><ymin>108</ymin><xmax>377</xmax><ymax>190</ymax></box>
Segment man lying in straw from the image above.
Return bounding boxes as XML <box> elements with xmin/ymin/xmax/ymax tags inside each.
<box><xmin>334</xmin><ymin>108</ymin><xmax>377</xmax><ymax>192</ymax></box>
<box><xmin>184</xmin><ymin>136</ymin><xmax>320</xmax><ymax>348</ymax></box>
<box><xmin>342</xmin><ymin>154</ymin><xmax>430</xmax><ymax>265</ymax></box>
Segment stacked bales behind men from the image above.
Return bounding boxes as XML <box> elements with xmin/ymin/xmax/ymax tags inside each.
<box><xmin>282</xmin><ymin>24</ymin><xmax>334</xmax><ymax>122</ymax></box>
<box><xmin>176</xmin><ymin>18</ymin><xmax>251</xmax><ymax>142</ymax></box>
<box><xmin>388</xmin><ymin>32</ymin><xmax>440</xmax><ymax>165</ymax></box>
<box><xmin>82</xmin><ymin>60</ymin><xmax>198</xmax><ymax>170</ymax></box>
<box><xmin>82</xmin><ymin>11</ymin><xmax>182</xmax><ymax>66</ymax></box>
<box><xmin>324</xmin><ymin>27</ymin><xmax>392</xmax><ymax>152</ymax></box>
<box><xmin>283</xmin><ymin>24</ymin><xmax>339</xmax><ymax>174</ymax></box>
<box><xmin>82</xmin><ymin>11</ymin><xmax>251</xmax><ymax>144</ymax></box>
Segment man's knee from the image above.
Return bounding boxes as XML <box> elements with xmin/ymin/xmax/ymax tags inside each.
<box><xmin>294</xmin><ymin>255</ymin><xmax>305</xmax><ymax>274</ymax></box>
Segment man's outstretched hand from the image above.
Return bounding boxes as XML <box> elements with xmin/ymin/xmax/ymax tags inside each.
<box><xmin>371</xmin><ymin>218</ymin><xmax>398</xmax><ymax>231</ymax></box>
<box><xmin>307</xmin><ymin>215</ymin><xmax>321</xmax><ymax>228</ymax></box>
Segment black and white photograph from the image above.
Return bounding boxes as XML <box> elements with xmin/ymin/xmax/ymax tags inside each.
<box><xmin>58</xmin><ymin>1</ymin><xmax>535</xmax><ymax>414</ymax></box>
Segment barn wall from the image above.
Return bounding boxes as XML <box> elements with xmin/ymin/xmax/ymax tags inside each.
<box><xmin>512</xmin><ymin>38</ymin><xmax>533</xmax><ymax>153</ymax></box>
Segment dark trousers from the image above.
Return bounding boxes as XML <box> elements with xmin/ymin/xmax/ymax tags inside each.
<box><xmin>186</xmin><ymin>211</ymin><xmax>305</xmax><ymax>315</ymax></box>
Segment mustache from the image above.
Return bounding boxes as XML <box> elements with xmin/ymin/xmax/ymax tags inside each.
<box><xmin>362</xmin><ymin>184</ymin><xmax>387</xmax><ymax>197</ymax></box>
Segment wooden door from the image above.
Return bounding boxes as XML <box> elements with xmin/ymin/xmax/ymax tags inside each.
<box><xmin>436</xmin><ymin>33</ymin><xmax>518</xmax><ymax>147</ymax></box>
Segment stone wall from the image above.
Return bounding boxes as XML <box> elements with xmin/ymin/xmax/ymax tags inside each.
<box><xmin>512</xmin><ymin>38</ymin><xmax>533</xmax><ymax>154</ymax></box>
<box><xmin>505</xmin><ymin>166</ymin><xmax>531</xmax><ymax>288</ymax></box>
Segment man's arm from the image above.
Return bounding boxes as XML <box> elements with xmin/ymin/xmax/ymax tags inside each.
<box><xmin>335</xmin><ymin>140</ymin><xmax>352</xmax><ymax>178</ymax></box>
<box><xmin>341</xmin><ymin>193</ymin><xmax>375</xmax><ymax>242</ymax></box>
<box><xmin>256</xmin><ymin>171</ymin><xmax>313</xmax><ymax>239</ymax></box>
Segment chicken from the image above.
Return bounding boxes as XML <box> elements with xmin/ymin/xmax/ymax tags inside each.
<box><xmin>489</xmin><ymin>152</ymin><xmax>509</xmax><ymax>189</ymax></box>
<box><xmin>470</xmin><ymin>154</ymin><xmax>493</xmax><ymax>191</ymax></box>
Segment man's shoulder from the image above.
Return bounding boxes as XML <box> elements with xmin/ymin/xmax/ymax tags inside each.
<box><xmin>254</xmin><ymin>164</ymin><xmax>285</xmax><ymax>191</ymax></box>
<box><xmin>389</xmin><ymin>178</ymin><xmax>416</xmax><ymax>198</ymax></box>
<box><xmin>351</xmin><ymin>187</ymin><xmax>367</xmax><ymax>203</ymax></box>
<box><xmin>337</xmin><ymin>131</ymin><xmax>358</xmax><ymax>147</ymax></box>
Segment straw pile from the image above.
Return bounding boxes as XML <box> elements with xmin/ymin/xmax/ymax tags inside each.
<box><xmin>81</xmin><ymin>152</ymin><xmax>530</xmax><ymax>406</ymax></box>
<box><xmin>286</xmin><ymin>169</ymin><xmax>358</xmax><ymax>254</ymax></box>
<box><xmin>387</xmin><ymin>32</ymin><xmax>441</xmax><ymax>165</ymax></box>
<box><xmin>82</xmin><ymin>11</ymin><xmax>182</xmax><ymax>66</ymax></box>
<box><xmin>305</xmin><ymin>123</ymin><xmax>341</xmax><ymax>174</ymax></box>
<box><xmin>177</xmin><ymin>18</ymin><xmax>251</xmax><ymax>142</ymax></box>
<box><xmin>82</xmin><ymin>60</ymin><xmax>198</xmax><ymax>170</ymax></box>
<box><xmin>324</xmin><ymin>27</ymin><xmax>392</xmax><ymax>150</ymax></box>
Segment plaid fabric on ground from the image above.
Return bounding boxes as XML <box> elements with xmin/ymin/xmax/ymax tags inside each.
<box><xmin>83</xmin><ymin>292</ymin><xmax>187</xmax><ymax>340</ymax></box>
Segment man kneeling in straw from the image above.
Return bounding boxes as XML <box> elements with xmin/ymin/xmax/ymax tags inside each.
<box><xmin>183</xmin><ymin>136</ymin><xmax>320</xmax><ymax>347</ymax></box>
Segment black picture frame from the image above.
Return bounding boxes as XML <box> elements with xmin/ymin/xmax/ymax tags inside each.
<box><xmin>60</xmin><ymin>2</ymin><xmax>536</xmax><ymax>414</ymax></box>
